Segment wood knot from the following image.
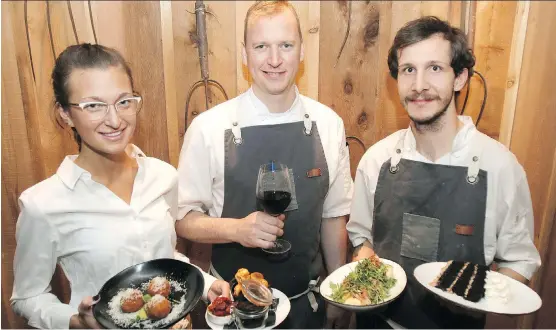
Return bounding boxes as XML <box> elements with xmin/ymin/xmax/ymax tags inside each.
<box><xmin>344</xmin><ymin>77</ymin><xmax>353</xmax><ymax>95</ymax></box>
<box><xmin>357</xmin><ymin>112</ymin><xmax>368</xmax><ymax>129</ymax></box>
<box><xmin>506</xmin><ymin>79</ymin><xmax>515</xmax><ymax>88</ymax></box>
<box><xmin>363</xmin><ymin>12</ymin><xmax>380</xmax><ymax>50</ymax></box>
<box><xmin>309</xmin><ymin>27</ymin><xmax>319</xmax><ymax>34</ymax></box>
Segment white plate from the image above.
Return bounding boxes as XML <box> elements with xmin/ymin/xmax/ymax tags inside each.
<box><xmin>414</xmin><ymin>262</ymin><xmax>542</xmax><ymax>315</ymax></box>
<box><xmin>205</xmin><ymin>288</ymin><xmax>291</xmax><ymax>329</ymax></box>
<box><xmin>319</xmin><ymin>258</ymin><xmax>407</xmax><ymax>311</ymax></box>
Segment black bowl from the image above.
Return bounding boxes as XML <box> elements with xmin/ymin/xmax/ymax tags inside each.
<box><xmin>92</xmin><ymin>258</ymin><xmax>204</xmax><ymax>329</ymax></box>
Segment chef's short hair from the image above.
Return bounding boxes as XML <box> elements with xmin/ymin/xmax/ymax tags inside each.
<box><xmin>244</xmin><ymin>1</ymin><xmax>303</xmax><ymax>45</ymax></box>
<box><xmin>387</xmin><ymin>16</ymin><xmax>475</xmax><ymax>79</ymax></box>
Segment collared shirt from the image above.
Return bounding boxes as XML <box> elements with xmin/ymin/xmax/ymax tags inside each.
<box><xmin>177</xmin><ymin>87</ymin><xmax>353</xmax><ymax>220</ymax></box>
<box><xmin>347</xmin><ymin>116</ymin><xmax>541</xmax><ymax>280</ymax></box>
<box><xmin>10</xmin><ymin>145</ymin><xmax>216</xmax><ymax>329</ymax></box>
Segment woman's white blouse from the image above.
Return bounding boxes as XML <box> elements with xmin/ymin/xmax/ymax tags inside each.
<box><xmin>10</xmin><ymin>146</ymin><xmax>215</xmax><ymax>329</ymax></box>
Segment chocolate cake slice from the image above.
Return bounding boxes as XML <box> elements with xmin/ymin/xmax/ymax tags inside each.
<box><xmin>430</xmin><ymin>260</ymin><xmax>489</xmax><ymax>302</ymax></box>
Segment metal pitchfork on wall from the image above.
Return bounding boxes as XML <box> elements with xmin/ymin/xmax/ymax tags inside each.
<box><xmin>184</xmin><ymin>0</ymin><xmax>229</xmax><ymax>134</ymax></box>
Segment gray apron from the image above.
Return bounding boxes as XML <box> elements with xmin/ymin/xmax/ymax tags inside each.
<box><xmin>210</xmin><ymin>94</ymin><xmax>329</xmax><ymax>328</ymax></box>
<box><xmin>361</xmin><ymin>131</ymin><xmax>488</xmax><ymax>329</ymax></box>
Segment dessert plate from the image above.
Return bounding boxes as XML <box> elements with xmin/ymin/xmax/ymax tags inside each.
<box><xmin>414</xmin><ymin>262</ymin><xmax>542</xmax><ymax>315</ymax></box>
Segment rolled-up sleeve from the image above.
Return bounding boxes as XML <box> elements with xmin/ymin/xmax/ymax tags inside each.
<box><xmin>177</xmin><ymin>118</ymin><xmax>214</xmax><ymax>220</ymax></box>
<box><xmin>322</xmin><ymin>120</ymin><xmax>353</xmax><ymax>218</ymax></box>
<box><xmin>495</xmin><ymin>169</ymin><xmax>541</xmax><ymax>280</ymax></box>
<box><xmin>11</xmin><ymin>195</ymin><xmax>76</xmax><ymax>329</ymax></box>
<box><xmin>346</xmin><ymin>158</ymin><xmax>375</xmax><ymax>248</ymax></box>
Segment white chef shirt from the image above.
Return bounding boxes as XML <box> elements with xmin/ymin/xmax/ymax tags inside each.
<box><xmin>347</xmin><ymin>116</ymin><xmax>541</xmax><ymax>280</ymax></box>
<box><xmin>10</xmin><ymin>145</ymin><xmax>216</xmax><ymax>329</ymax></box>
<box><xmin>178</xmin><ymin>87</ymin><xmax>353</xmax><ymax>220</ymax></box>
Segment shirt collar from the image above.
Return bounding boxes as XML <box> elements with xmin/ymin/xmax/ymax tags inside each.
<box><xmin>404</xmin><ymin>116</ymin><xmax>477</xmax><ymax>153</ymax></box>
<box><xmin>247</xmin><ymin>86</ymin><xmax>301</xmax><ymax>116</ymax></box>
<box><xmin>56</xmin><ymin>144</ymin><xmax>146</xmax><ymax>190</ymax></box>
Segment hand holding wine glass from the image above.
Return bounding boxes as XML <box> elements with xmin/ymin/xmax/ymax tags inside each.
<box><xmin>235</xmin><ymin>212</ymin><xmax>285</xmax><ymax>249</ymax></box>
<box><xmin>256</xmin><ymin>161</ymin><xmax>293</xmax><ymax>254</ymax></box>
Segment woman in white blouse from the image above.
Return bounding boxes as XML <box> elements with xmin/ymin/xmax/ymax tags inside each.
<box><xmin>10</xmin><ymin>44</ymin><xmax>229</xmax><ymax>329</ymax></box>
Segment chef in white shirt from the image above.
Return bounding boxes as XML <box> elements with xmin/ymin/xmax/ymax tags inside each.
<box><xmin>176</xmin><ymin>1</ymin><xmax>353</xmax><ymax>328</ymax></box>
<box><xmin>10</xmin><ymin>44</ymin><xmax>229</xmax><ymax>329</ymax></box>
<box><xmin>347</xmin><ymin>17</ymin><xmax>541</xmax><ymax>329</ymax></box>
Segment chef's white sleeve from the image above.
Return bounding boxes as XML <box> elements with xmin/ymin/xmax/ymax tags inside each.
<box><xmin>346</xmin><ymin>156</ymin><xmax>376</xmax><ymax>248</ymax></box>
<box><xmin>322</xmin><ymin>120</ymin><xmax>353</xmax><ymax>218</ymax></box>
<box><xmin>495</xmin><ymin>169</ymin><xmax>541</xmax><ymax>280</ymax></box>
<box><xmin>177</xmin><ymin>118</ymin><xmax>214</xmax><ymax>220</ymax></box>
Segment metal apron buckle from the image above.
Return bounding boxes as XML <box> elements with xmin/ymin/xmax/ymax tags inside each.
<box><xmin>288</xmin><ymin>277</ymin><xmax>320</xmax><ymax>312</ymax></box>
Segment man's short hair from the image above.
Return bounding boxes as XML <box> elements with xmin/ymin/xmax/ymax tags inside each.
<box><xmin>244</xmin><ymin>1</ymin><xmax>303</xmax><ymax>45</ymax></box>
<box><xmin>387</xmin><ymin>16</ymin><xmax>475</xmax><ymax>79</ymax></box>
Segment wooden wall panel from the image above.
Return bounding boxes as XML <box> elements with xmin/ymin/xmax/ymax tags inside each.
<box><xmin>172</xmin><ymin>1</ymin><xmax>237</xmax><ymax>149</ymax></box>
<box><xmin>65</xmin><ymin>1</ymin><xmax>97</xmax><ymax>45</ymax></box>
<box><xmin>464</xmin><ymin>1</ymin><xmax>517</xmax><ymax>139</ymax></box>
<box><xmin>2</xmin><ymin>4</ymin><xmax>42</xmax><ymax>328</ymax></box>
<box><xmin>498</xmin><ymin>1</ymin><xmax>529</xmax><ymax>147</ymax></box>
<box><xmin>23</xmin><ymin>1</ymin><xmax>76</xmax><ymax>175</ymax></box>
<box><xmin>160</xmin><ymin>1</ymin><xmax>179</xmax><ymax>167</ymax></box>
<box><xmin>123</xmin><ymin>1</ymin><xmax>170</xmax><ymax>161</ymax></box>
<box><xmin>319</xmin><ymin>1</ymin><xmax>385</xmax><ymax>177</ymax></box>
<box><xmin>508</xmin><ymin>2</ymin><xmax>556</xmax><ymax>328</ymax></box>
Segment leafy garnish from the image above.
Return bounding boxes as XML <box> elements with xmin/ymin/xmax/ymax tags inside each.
<box><xmin>330</xmin><ymin>257</ymin><xmax>396</xmax><ymax>305</ymax></box>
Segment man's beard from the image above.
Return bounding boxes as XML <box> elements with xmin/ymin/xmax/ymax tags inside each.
<box><xmin>405</xmin><ymin>93</ymin><xmax>452</xmax><ymax>132</ymax></box>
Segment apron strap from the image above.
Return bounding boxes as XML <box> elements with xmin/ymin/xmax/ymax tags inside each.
<box><xmin>301</xmin><ymin>99</ymin><xmax>313</xmax><ymax>136</ymax></box>
<box><xmin>230</xmin><ymin>103</ymin><xmax>243</xmax><ymax>145</ymax></box>
<box><xmin>466</xmin><ymin>132</ymin><xmax>484</xmax><ymax>184</ymax></box>
<box><xmin>390</xmin><ymin>130</ymin><xmax>407</xmax><ymax>173</ymax></box>
<box><xmin>390</xmin><ymin>129</ymin><xmax>484</xmax><ymax>183</ymax></box>
<box><xmin>229</xmin><ymin>92</ymin><xmax>313</xmax><ymax>144</ymax></box>
<box><xmin>210</xmin><ymin>263</ymin><xmax>320</xmax><ymax>312</ymax></box>
<box><xmin>288</xmin><ymin>277</ymin><xmax>320</xmax><ymax>312</ymax></box>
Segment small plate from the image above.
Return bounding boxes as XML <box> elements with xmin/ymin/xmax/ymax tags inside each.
<box><xmin>205</xmin><ymin>288</ymin><xmax>290</xmax><ymax>330</ymax></box>
<box><xmin>319</xmin><ymin>258</ymin><xmax>407</xmax><ymax>311</ymax></box>
<box><xmin>414</xmin><ymin>262</ymin><xmax>542</xmax><ymax>315</ymax></box>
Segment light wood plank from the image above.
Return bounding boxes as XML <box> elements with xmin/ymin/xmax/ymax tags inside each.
<box><xmin>508</xmin><ymin>2</ymin><xmax>556</xmax><ymax>328</ymax></box>
<box><xmin>464</xmin><ymin>1</ymin><xmax>517</xmax><ymax>139</ymax></box>
<box><xmin>235</xmin><ymin>0</ymin><xmax>255</xmax><ymax>95</ymax></box>
<box><xmin>304</xmin><ymin>0</ymin><xmax>320</xmax><ymax>100</ymax></box>
<box><xmin>498</xmin><ymin>1</ymin><xmax>529</xmax><ymax>147</ymax></box>
<box><xmin>160</xmin><ymin>1</ymin><xmax>179</xmax><ymax>167</ymax></box>
<box><xmin>66</xmin><ymin>1</ymin><xmax>96</xmax><ymax>44</ymax></box>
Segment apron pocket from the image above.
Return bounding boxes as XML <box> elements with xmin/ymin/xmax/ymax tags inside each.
<box><xmin>400</xmin><ymin>213</ymin><xmax>440</xmax><ymax>262</ymax></box>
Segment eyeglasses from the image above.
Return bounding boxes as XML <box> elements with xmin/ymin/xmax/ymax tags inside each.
<box><xmin>68</xmin><ymin>95</ymin><xmax>142</xmax><ymax>121</ymax></box>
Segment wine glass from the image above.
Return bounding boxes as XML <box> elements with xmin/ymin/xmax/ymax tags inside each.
<box><xmin>256</xmin><ymin>161</ymin><xmax>293</xmax><ymax>255</ymax></box>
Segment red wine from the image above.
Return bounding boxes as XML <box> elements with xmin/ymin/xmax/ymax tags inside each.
<box><xmin>257</xmin><ymin>191</ymin><xmax>292</xmax><ymax>215</ymax></box>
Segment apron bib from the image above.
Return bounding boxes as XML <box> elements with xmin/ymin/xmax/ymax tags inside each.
<box><xmin>364</xmin><ymin>131</ymin><xmax>488</xmax><ymax>329</ymax></box>
<box><xmin>211</xmin><ymin>94</ymin><xmax>329</xmax><ymax>328</ymax></box>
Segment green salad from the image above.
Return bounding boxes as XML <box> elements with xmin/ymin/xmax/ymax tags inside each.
<box><xmin>330</xmin><ymin>257</ymin><xmax>397</xmax><ymax>305</ymax></box>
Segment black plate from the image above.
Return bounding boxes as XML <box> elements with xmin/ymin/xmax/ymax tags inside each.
<box><xmin>92</xmin><ymin>258</ymin><xmax>204</xmax><ymax>329</ymax></box>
